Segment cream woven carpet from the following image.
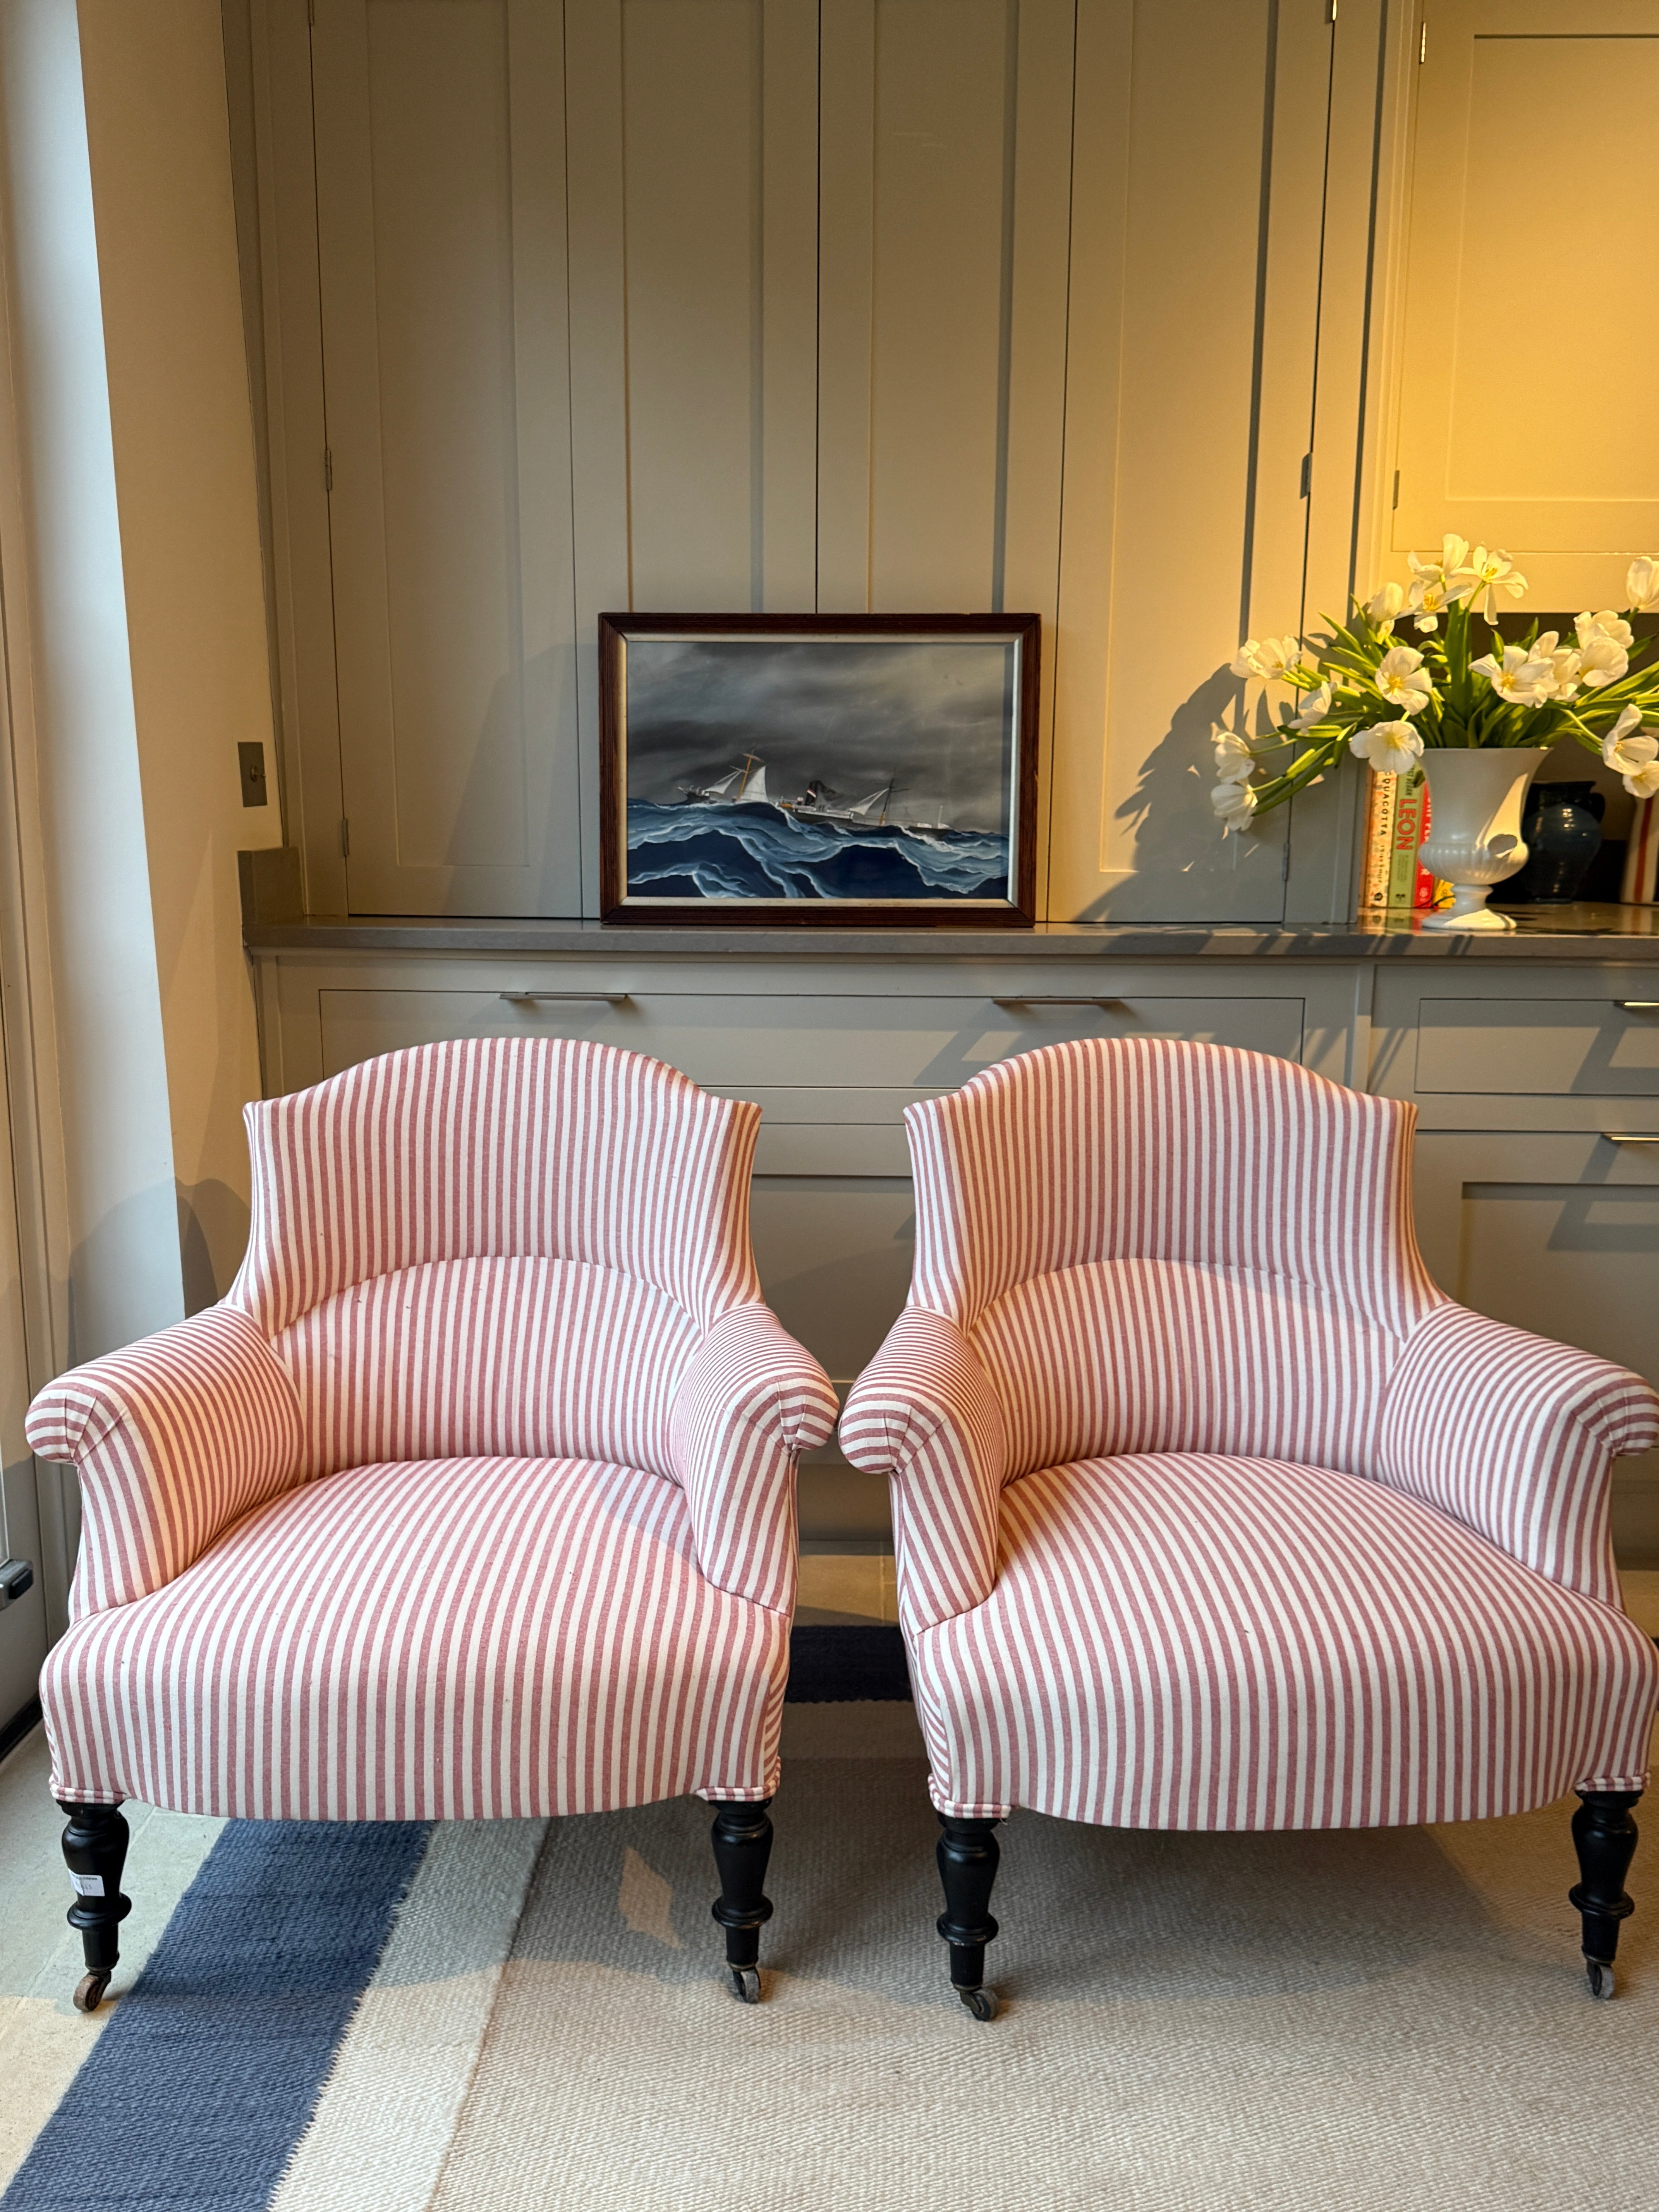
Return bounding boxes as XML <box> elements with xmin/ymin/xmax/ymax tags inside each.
<box><xmin>295</xmin><ymin>1704</ymin><xmax>1659</xmax><ymax>2211</ymax></box>
<box><xmin>7</xmin><ymin>1699</ymin><xmax>1657</xmax><ymax>2210</ymax></box>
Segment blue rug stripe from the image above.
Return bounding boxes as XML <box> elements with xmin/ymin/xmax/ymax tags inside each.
<box><xmin>787</xmin><ymin>1624</ymin><xmax>912</xmax><ymax>1702</ymax></box>
<box><xmin>2</xmin><ymin>1821</ymin><xmax>429</xmax><ymax>2212</ymax></box>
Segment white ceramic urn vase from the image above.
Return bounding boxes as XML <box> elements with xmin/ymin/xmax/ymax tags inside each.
<box><xmin>1417</xmin><ymin>747</ymin><xmax>1545</xmax><ymax>932</ymax></box>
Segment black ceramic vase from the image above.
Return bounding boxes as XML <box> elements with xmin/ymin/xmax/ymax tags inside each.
<box><xmin>1490</xmin><ymin>780</ymin><xmax>1606</xmax><ymax>904</ymax></box>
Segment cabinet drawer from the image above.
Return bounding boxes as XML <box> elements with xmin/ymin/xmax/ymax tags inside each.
<box><xmin>317</xmin><ymin>988</ymin><xmax>1306</xmax><ymax>1092</ymax></box>
<box><xmin>753</xmin><ymin>1125</ymin><xmax>912</xmax><ymax>1174</ymax></box>
<box><xmin>1415</xmin><ymin>998</ymin><xmax>1659</xmax><ymax>1096</ymax></box>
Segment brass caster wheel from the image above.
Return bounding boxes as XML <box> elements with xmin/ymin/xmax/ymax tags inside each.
<box><xmin>728</xmin><ymin>1966</ymin><xmax>762</xmax><ymax>2005</ymax></box>
<box><xmin>956</xmin><ymin>1984</ymin><xmax>999</xmax><ymax>2022</ymax></box>
<box><xmin>1585</xmin><ymin>1959</ymin><xmax>1617</xmax><ymax>2001</ymax></box>
<box><xmin>72</xmin><ymin>1971</ymin><xmax>111</xmax><ymax>2014</ymax></box>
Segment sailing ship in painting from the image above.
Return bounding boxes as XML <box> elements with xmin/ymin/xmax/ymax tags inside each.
<box><xmin>637</xmin><ymin>752</ymin><xmax>1006</xmax><ymax>901</ymax></box>
<box><xmin>681</xmin><ymin>756</ymin><xmax>773</xmax><ymax>807</ymax></box>
<box><xmin>678</xmin><ymin>752</ymin><xmax>959</xmax><ymax>838</ymax></box>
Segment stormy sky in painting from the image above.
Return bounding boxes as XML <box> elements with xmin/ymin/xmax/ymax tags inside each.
<box><xmin>622</xmin><ymin>636</ymin><xmax>1017</xmax><ymax>832</ymax></box>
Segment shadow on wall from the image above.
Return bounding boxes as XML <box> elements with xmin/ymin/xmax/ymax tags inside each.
<box><xmin>67</xmin><ymin>1182</ymin><xmax>185</xmax><ymax>1365</ymax></box>
<box><xmin>177</xmin><ymin>1178</ymin><xmax>251</xmax><ymax>1316</ymax></box>
<box><xmin>1079</xmin><ymin>664</ymin><xmax>1290</xmax><ymax>926</ymax></box>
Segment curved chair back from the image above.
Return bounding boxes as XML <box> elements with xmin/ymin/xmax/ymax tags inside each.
<box><xmin>225</xmin><ymin>1036</ymin><xmax>762</xmax><ymax>1478</ymax></box>
<box><xmin>905</xmin><ymin>1036</ymin><xmax>1445</xmax><ymax>1479</ymax></box>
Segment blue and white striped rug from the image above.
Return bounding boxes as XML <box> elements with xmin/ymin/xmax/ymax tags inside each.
<box><xmin>7</xmin><ymin>1824</ymin><xmax>429</xmax><ymax>2212</ymax></box>
<box><xmin>5</xmin><ymin>1684</ymin><xmax>1657</xmax><ymax>2211</ymax></box>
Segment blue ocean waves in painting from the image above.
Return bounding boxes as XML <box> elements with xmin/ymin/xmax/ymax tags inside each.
<box><xmin>626</xmin><ymin>800</ymin><xmax>1008</xmax><ymax>902</ymax></box>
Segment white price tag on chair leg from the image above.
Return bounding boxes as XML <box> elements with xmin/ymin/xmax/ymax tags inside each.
<box><xmin>69</xmin><ymin>1872</ymin><xmax>105</xmax><ymax>1897</ymax></box>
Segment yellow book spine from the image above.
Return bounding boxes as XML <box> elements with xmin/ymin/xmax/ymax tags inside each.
<box><xmin>1387</xmin><ymin>768</ymin><xmax>1427</xmax><ymax>909</ymax></box>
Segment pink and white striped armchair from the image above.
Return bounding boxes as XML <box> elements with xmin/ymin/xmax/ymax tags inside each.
<box><xmin>28</xmin><ymin>1038</ymin><xmax>836</xmax><ymax>2011</ymax></box>
<box><xmin>840</xmin><ymin>1037</ymin><xmax>1659</xmax><ymax>2018</ymax></box>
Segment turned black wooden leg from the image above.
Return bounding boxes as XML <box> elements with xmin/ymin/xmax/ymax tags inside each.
<box><xmin>1570</xmin><ymin>1788</ymin><xmax>1640</xmax><ymax>2000</ymax></box>
<box><xmin>936</xmin><ymin>1813</ymin><xmax>1001</xmax><ymax>2020</ymax></box>
<box><xmin>58</xmin><ymin>1800</ymin><xmax>132</xmax><ymax>2013</ymax></box>
<box><xmin>710</xmin><ymin>1798</ymin><xmax>774</xmax><ymax>2004</ymax></box>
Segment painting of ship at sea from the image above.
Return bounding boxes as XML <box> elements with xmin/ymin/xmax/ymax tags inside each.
<box><xmin>681</xmin><ymin>755</ymin><xmax>772</xmax><ymax>806</ymax></box>
<box><xmin>598</xmin><ymin>613</ymin><xmax>1040</xmax><ymax>919</ymax></box>
<box><xmin>787</xmin><ymin>779</ymin><xmax>895</xmax><ymax>828</ymax></box>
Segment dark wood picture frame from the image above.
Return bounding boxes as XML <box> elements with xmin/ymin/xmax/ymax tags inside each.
<box><xmin>598</xmin><ymin>612</ymin><xmax>1040</xmax><ymax>926</ymax></box>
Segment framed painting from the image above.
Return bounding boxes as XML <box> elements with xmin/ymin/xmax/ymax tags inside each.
<box><xmin>598</xmin><ymin>613</ymin><xmax>1039</xmax><ymax>925</ymax></box>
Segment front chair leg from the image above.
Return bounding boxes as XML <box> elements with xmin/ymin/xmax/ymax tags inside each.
<box><xmin>710</xmin><ymin>1798</ymin><xmax>774</xmax><ymax>2005</ymax></box>
<box><xmin>1570</xmin><ymin>1788</ymin><xmax>1641</xmax><ymax>2000</ymax></box>
<box><xmin>58</xmin><ymin>1800</ymin><xmax>132</xmax><ymax>2014</ymax></box>
<box><xmin>936</xmin><ymin>1813</ymin><xmax>1001</xmax><ymax>2021</ymax></box>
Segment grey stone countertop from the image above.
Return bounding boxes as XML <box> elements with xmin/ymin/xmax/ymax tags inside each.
<box><xmin>244</xmin><ymin>903</ymin><xmax>1659</xmax><ymax>960</ymax></box>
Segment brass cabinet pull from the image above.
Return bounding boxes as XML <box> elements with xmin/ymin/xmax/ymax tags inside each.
<box><xmin>1604</xmin><ymin>1133</ymin><xmax>1659</xmax><ymax>1145</ymax></box>
<box><xmin>991</xmin><ymin>996</ymin><xmax>1127</xmax><ymax>1010</ymax></box>
<box><xmin>499</xmin><ymin>992</ymin><xmax>631</xmax><ymax>1005</ymax></box>
<box><xmin>1618</xmin><ymin>1001</ymin><xmax>1659</xmax><ymax>1011</ymax></box>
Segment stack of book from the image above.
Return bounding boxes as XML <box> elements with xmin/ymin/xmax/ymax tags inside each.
<box><xmin>1358</xmin><ymin>767</ymin><xmax>1441</xmax><ymax>918</ymax></box>
<box><xmin>1623</xmin><ymin>795</ymin><xmax>1659</xmax><ymax>903</ymax></box>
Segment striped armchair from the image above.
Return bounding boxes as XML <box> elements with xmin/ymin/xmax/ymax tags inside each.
<box><xmin>840</xmin><ymin>1037</ymin><xmax>1659</xmax><ymax>2017</ymax></box>
<box><xmin>29</xmin><ymin>1038</ymin><xmax>835</xmax><ymax>2011</ymax></box>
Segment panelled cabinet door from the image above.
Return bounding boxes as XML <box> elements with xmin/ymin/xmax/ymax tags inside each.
<box><xmin>1392</xmin><ymin>1</ymin><xmax>1659</xmax><ymax>583</ymax></box>
<box><xmin>562</xmin><ymin>0</ymin><xmax>823</xmax><ymax>900</ymax></box>
<box><xmin>564</xmin><ymin>0</ymin><xmax>820</xmax><ymax>618</ymax></box>
<box><xmin>816</xmin><ymin>0</ymin><xmax>1074</xmax><ymax>622</ymax></box>
<box><xmin>563</xmin><ymin>0</ymin><xmax>1077</xmax><ymax>912</ymax></box>
<box><xmin>816</xmin><ymin>0</ymin><xmax>1074</xmax><ymax>908</ymax></box>
<box><xmin>564</xmin><ymin>0</ymin><xmax>1076</xmax><ymax>622</ymax></box>
<box><xmin>1046</xmin><ymin>0</ymin><xmax>1318</xmax><ymax>927</ymax></box>
<box><xmin>312</xmin><ymin>0</ymin><xmax>580</xmax><ymax>915</ymax></box>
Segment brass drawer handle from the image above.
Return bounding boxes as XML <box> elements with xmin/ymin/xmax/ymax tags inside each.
<box><xmin>991</xmin><ymin>996</ymin><xmax>1127</xmax><ymax>1010</ymax></box>
<box><xmin>1604</xmin><ymin>1134</ymin><xmax>1659</xmax><ymax>1145</ymax></box>
<box><xmin>1618</xmin><ymin>1001</ymin><xmax>1659</xmax><ymax>1011</ymax></box>
<box><xmin>499</xmin><ymin>992</ymin><xmax>632</xmax><ymax>1005</ymax></box>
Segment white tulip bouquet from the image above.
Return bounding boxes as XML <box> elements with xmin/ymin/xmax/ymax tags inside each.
<box><xmin>1211</xmin><ymin>538</ymin><xmax>1659</xmax><ymax>833</ymax></box>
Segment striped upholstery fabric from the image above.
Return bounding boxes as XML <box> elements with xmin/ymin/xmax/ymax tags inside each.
<box><xmin>272</xmin><ymin>1255</ymin><xmax>698</xmax><ymax>1484</ymax></box>
<box><xmin>225</xmin><ymin>1037</ymin><xmax>763</xmax><ymax>1337</ymax></box>
<box><xmin>40</xmin><ymin>1455</ymin><xmax>786</xmax><ymax>1817</ymax></box>
<box><xmin>905</xmin><ymin>1036</ymin><xmax>1439</xmax><ymax>1338</ymax></box>
<box><xmin>840</xmin><ymin>1310</ymin><xmax>1010</xmax><ymax>1630</ymax></box>
<box><xmin>972</xmin><ymin>1258</ymin><xmax>1409</xmax><ymax>1485</ymax></box>
<box><xmin>669</xmin><ymin>1305</ymin><xmax>842</xmax><ymax>1614</ymax></box>
<box><xmin>28</xmin><ymin>1037</ymin><xmax>834</xmax><ymax>1817</ymax></box>
<box><xmin>911</xmin><ymin>1452</ymin><xmax>1659</xmax><ymax>1827</ymax></box>
<box><xmin>1376</xmin><ymin>1301</ymin><xmax>1659</xmax><ymax>1610</ymax></box>
<box><xmin>22</xmin><ymin>1308</ymin><xmax>302</xmax><ymax>1620</ymax></box>
<box><xmin>843</xmin><ymin>1036</ymin><xmax>1659</xmax><ymax>1825</ymax></box>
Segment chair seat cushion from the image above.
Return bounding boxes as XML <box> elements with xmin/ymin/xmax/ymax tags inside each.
<box><xmin>41</xmin><ymin>1456</ymin><xmax>785</xmax><ymax>1820</ymax></box>
<box><xmin>910</xmin><ymin>1452</ymin><xmax>1659</xmax><ymax>1828</ymax></box>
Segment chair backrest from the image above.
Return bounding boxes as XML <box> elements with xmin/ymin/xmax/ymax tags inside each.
<box><xmin>905</xmin><ymin>1036</ymin><xmax>1445</xmax><ymax>1480</ymax></box>
<box><xmin>224</xmin><ymin>1037</ymin><xmax>761</xmax><ymax>1477</ymax></box>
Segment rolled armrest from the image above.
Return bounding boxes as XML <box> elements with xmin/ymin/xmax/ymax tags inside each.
<box><xmin>840</xmin><ymin>1310</ymin><xmax>1009</xmax><ymax>1632</ymax></box>
<box><xmin>25</xmin><ymin>1306</ymin><xmax>304</xmax><ymax>1618</ymax></box>
<box><xmin>1376</xmin><ymin>1302</ymin><xmax>1659</xmax><ymax>1606</ymax></box>
<box><xmin>668</xmin><ymin>1304</ymin><xmax>837</xmax><ymax>1612</ymax></box>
